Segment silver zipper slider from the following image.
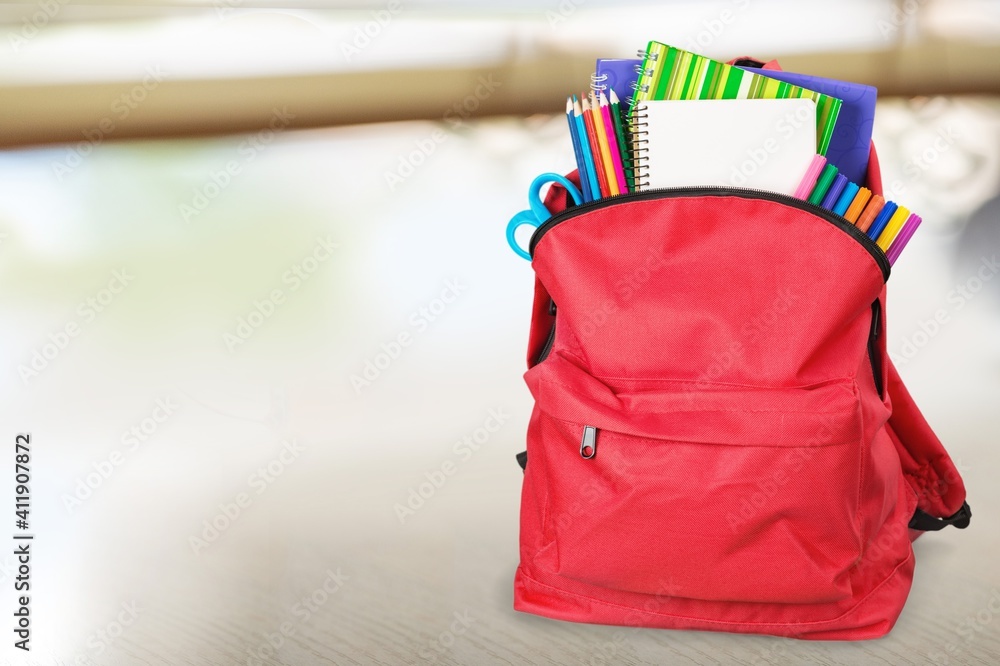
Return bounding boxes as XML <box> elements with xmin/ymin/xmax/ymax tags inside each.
<box><xmin>580</xmin><ymin>425</ymin><xmax>597</xmax><ymax>459</ymax></box>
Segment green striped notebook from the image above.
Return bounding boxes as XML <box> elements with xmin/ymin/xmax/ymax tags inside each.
<box><xmin>632</xmin><ymin>41</ymin><xmax>842</xmax><ymax>155</ymax></box>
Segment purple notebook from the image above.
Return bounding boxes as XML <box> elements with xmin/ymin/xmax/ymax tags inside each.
<box><xmin>592</xmin><ymin>58</ymin><xmax>641</xmax><ymax>108</ymax></box>
<box><xmin>738</xmin><ymin>67</ymin><xmax>878</xmax><ymax>185</ymax></box>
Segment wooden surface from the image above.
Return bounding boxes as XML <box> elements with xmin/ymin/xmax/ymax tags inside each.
<box><xmin>48</xmin><ymin>459</ymin><xmax>1000</xmax><ymax>665</ymax></box>
<box><xmin>1</xmin><ymin>97</ymin><xmax>999</xmax><ymax>665</ymax></box>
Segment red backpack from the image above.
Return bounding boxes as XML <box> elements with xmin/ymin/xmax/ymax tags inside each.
<box><xmin>513</xmin><ymin>146</ymin><xmax>971</xmax><ymax>640</ymax></box>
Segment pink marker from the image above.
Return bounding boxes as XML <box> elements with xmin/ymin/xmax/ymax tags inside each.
<box><xmin>886</xmin><ymin>213</ymin><xmax>922</xmax><ymax>265</ymax></box>
<box><xmin>793</xmin><ymin>154</ymin><xmax>827</xmax><ymax>200</ymax></box>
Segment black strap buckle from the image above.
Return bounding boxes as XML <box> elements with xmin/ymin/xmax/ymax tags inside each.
<box><xmin>909</xmin><ymin>501</ymin><xmax>972</xmax><ymax>531</ymax></box>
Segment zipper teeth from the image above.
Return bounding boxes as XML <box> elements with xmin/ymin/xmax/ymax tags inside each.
<box><xmin>868</xmin><ymin>300</ymin><xmax>884</xmax><ymax>398</ymax></box>
<box><xmin>535</xmin><ymin>322</ymin><xmax>556</xmax><ymax>365</ymax></box>
<box><xmin>528</xmin><ymin>186</ymin><xmax>891</xmax><ymax>281</ymax></box>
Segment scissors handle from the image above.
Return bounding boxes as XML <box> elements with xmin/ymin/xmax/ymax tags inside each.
<box><xmin>505</xmin><ymin>210</ymin><xmax>538</xmax><ymax>260</ymax></box>
<box><xmin>528</xmin><ymin>174</ymin><xmax>583</xmax><ymax>220</ymax></box>
<box><xmin>506</xmin><ymin>174</ymin><xmax>584</xmax><ymax>261</ymax></box>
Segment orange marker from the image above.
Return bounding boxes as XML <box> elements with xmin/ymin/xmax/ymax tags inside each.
<box><xmin>843</xmin><ymin>187</ymin><xmax>872</xmax><ymax>224</ymax></box>
<box><xmin>855</xmin><ymin>195</ymin><xmax>885</xmax><ymax>233</ymax></box>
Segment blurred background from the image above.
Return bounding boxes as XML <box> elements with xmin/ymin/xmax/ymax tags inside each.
<box><xmin>1</xmin><ymin>1</ymin><xmax>999</xmax><ymax>664</ymax></box>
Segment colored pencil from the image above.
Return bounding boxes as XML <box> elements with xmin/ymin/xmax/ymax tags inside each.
<box><xmin>608</xmin><ymin>90</ymin><xmax>634</xmax><ymax>191</ymax></box>
<box><xmin>590</xmin><ymin>92</ymin><xmax>619</xmax><ymax>195</ymax></box>
<box><xmin>566</xmin><ymin>96</ymin><xmax>592</xmax><ymax>201</ymax></box>
<box><xmin>581</xmin><ymin>95</ymin><xmax>609</xmax><ymax>197</ymax></box>
<box><xmin>573</xmin><ymin>98</ymin><xmax>600</xmax><ymax>203</ymax></box>
<box><xmin>599</xmin><ymin>93</ymin><xmax>628</xmax><ymax>194</ymax></box>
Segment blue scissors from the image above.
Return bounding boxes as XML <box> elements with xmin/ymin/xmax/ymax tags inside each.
<box><xmin>506</xmin><ymin>173</ymin><xmax>584</xmax><ymax>260</ymax></box>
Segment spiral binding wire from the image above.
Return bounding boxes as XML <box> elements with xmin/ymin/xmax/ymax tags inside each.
<box><xmin>628</xmin><ymin>101</ymin><xmax>650</xmax><ymax>190</ymax></box>
<box><xmin>589</xmin><ymin>72</ymin><xmax>608</xmax><ymax>95</ymax></box>
<box><xmin>630</xmin><ymin>50</ymin><xmax>656</xmax><ymax>102</ymax></box>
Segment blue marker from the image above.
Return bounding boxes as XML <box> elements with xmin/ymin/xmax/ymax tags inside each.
<box><xmin>820</xmin><ymin>173</ymin><xmax>849</xmax><ymax>211</ymax></box>
<box><xmin>867</xmin><ymin>201</ymin><xmax>898</xmax><ymax>241</ymax></box>
<box><xmin>832</xmin><ymin>181</ymin><xmax>860</xmax><ymax>217</ymax></box>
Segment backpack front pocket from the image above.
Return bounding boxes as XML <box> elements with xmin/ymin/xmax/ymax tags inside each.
<box><xmin>529</xmin><ymin>355</ymin><xmax>864</xmax><ymax>604</ymax></box>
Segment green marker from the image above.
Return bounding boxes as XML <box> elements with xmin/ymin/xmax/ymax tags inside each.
<box><xmin>808</xmin><ymin>164</ymin><xmax>839</xmax><ymax>206</ymax></box>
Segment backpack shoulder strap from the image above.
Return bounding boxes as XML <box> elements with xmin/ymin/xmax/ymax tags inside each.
<box><xmin>868</xmin><ymin>145</ymin><xmax>970</xmax><ymax>532</ymax></box>
<box><xmin>885</xmin><ymin>358</ymin><xmax>971</xmax><ymax>531</ymax></box>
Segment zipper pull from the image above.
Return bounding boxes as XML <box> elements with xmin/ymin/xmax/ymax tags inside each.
<box><xmin>580</xmin><ymin>425</ymin><xmax>597</xmax><ymax>459</ymax></box>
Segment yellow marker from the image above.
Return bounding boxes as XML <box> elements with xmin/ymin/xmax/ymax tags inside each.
<box><xmin>590</xmin><ymin>93</ymin><xmax>619</xmax><ymax>195</ymax></box>
<box><xmin>877</xmin><ymin>206</ymin><xmax>911</xmax><ymax>252</ymax></box>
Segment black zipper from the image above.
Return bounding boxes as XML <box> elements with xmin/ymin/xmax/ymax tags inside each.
<box><xmin>528</xmin><ymin>186</ymin><xmax>891</xmax><ymax>282</ymax></box>
<box><xmin>868</xmin><ymin>300</ymin><xmax>884</xmax><ymax>398</ymax></box>
<box><xmin>535</xmin><ymin>321</ymin><xmax>556</xmax><ymax>365</ymax></box>
<box><xmin>532</xmin><ymin>300</ymin><xmax>557</xmax><ymax>366</ymax></box>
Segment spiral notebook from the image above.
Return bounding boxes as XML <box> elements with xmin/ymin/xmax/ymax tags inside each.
<box><xmin>738</xmin><ymin>67</ymin><xmax>877</xmax><ymax>184</ymax></box>
<box><xmin>591</xmin><ymin>59</ymin><xmax>642</xmax><ymax>107</ymax></box>
<box><xmin>632</xmin><ymin>41</ymin><xmax>842</xmax><ymax>155</ymax></box>
<box><xmin>631</xmin><ymin>98</ymin><xmax>817</xmax><ymax>195</ymax></box>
